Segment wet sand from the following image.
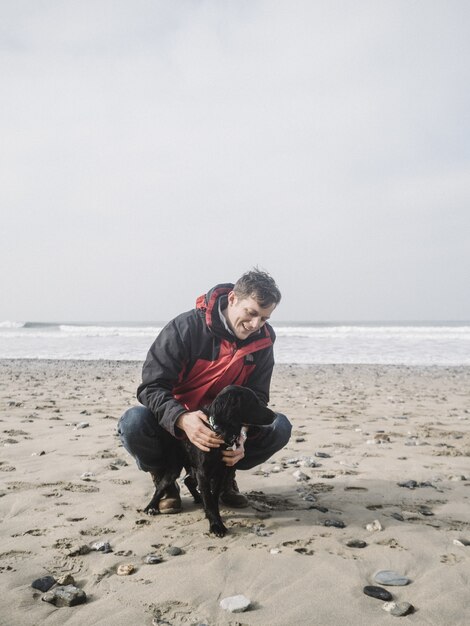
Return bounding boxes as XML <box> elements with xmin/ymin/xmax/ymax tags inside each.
<box><xmin>0</xmin><ymin>360</ymin><xmax>469</xmax><ymax>625</ymax></box>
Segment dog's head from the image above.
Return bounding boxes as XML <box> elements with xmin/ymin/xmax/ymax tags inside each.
<box><xmin>206</xmin><ymin>385</ymin><xmax>275</xmax><ymax>448</ymax></box>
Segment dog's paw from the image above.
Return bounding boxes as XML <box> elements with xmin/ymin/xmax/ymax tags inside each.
<box><xmin>144</xmin><ymin>505</ymin><xmax>159</xmax><ymax>516</ymax></box>
<box><xmin>210</xmin><ymin>522</ymin><xmax>227</xmax><ymax>537</ymax></box>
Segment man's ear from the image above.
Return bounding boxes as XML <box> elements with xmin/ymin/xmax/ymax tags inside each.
<box><xmin>227</xmin><ymin>291</ymin><xmax>238</xmax><ymax>306</ymax></box>
<box><xmin>246</xmin><ymin>405</ymin><xmax>276</xmax><ymax>426</ymax></box>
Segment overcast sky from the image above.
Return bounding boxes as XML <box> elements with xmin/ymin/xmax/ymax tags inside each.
<box><xmin>1</xmin><ymin>0</ymin><xmax>469</xmax><ymax>322</ymax></box>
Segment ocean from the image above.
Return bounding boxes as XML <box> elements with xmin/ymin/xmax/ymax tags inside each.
<box><xmin>0</xmin><ymin>321</ymin><xmax>469</xmax><ymax>365</ymax></box>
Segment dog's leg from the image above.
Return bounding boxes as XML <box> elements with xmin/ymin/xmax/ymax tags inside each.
<box><xmin>196</xmin><ymin>471</ymin><xmax>227</xmax><ymax>537</ymax></box>
<box><xmin>144</xmin><ymin>473</ymin><xmax>177</xmax><ymax>515</ymax></box>
<box><xmin>213</xmin><ymin>466</ymin><xmax>234</xmax><ymax>502</ymax></box>
<box><xmin>183</xmin><ymin>468</ymin><xmax>202</xmax><ymax>503</ymax></box>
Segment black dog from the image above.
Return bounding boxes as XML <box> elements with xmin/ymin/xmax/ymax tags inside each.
<box><xmin>143</xmin><ymin>385</ymin><xmax>275</xmax><ymax>537</ymax></box>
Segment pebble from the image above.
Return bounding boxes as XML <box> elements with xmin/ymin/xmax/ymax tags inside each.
<box><xmin>292</xmin><ymin>470</ymin><xmax>309</xmax><ymax>481</ymax></box>
<box><xmin>315</xmin><ymin>452</ymin><xmax>331</xmax><ymax>458</ymax></box>
<box><xmin>383</xmin><ymin>601</ymin><xmax>414</xmax><ymax>616</ymax></box>
<box><xmin>363</xmin><ymin>586</ymin><xmax>393</xmax><ymax>601</ymax></box>
<box><xmin>346</xmin><ymin>539</ymin><xmax>367</xmax><ymax>548</ymax></box>
<box><xmin>397</xmin><ymin>480</ymin><xmax>418</xmax><ymax>489</ymax></box>
<box><xmin>270</xmin><ymin>548</ymin><xmax>281</xmax><ymax>554</ymax></box>
<box><xmin>310</xmin><ymin>505</ymin><xmax>328</xmax><ymax>513</ymax></box>
<box><xmin>366</xmin><ymin>520</ymin><xmax>383</xmax><ymax>532</ymax></box>
<box><xmin>42</xmin><ymin>585</ymin><xmax>87</xmax><ymax>607</ymax></box>
<box><xmin>80</xmin><ymin>472</ymin><xmax>95</xmax><ymax>480</ymax></box>
<box><xmin>374</xmin><ymin>434</ymin><xmax>391</xmax><ymax>443</ymax></box>
<box><xmin>166</xmin><ymin>546</ymin><xmax>183</xmax><ymax>556</ymax></box>
<box><xmin>117</xmin><ymin>563</ymin><xmax>135</xmax><ymax>576</ymax></box>
<box><xmin>252</xmin><ymin>525</ymin><xmax>273</xmax><ymax>537</ymax></box>
<box><xmin>31</xmin><ymin>576</ymin><xmax>56</xmax><ymax>592</ymax></box>
<box><xmin>300</xmin><ymin>457</ymin><xmax>320</xmax><ymax>468</ymax></box>
<box><xmin>418</xmin><ymin>506</ymin><xmax>434</xmax><ymax>516</ymax></box>
<box><xmin>323</xmin><ymin>519</ymin><xmax>345</xmax><ymax>528</ymax></box>
<box><xmin>144</xmin><ymin>554</ymin><xmax>163</xmax><ymax>564</ymax></box>
<box><xmin>397</xmin><ymin>480</ymin><xmax>434</xmax><ymax>489</ymax></box>
<box><xmin>449</xmin><ymin>474</ymin><xmax>467</xmax><ymax>481</ymax></box>
<box><xmin>404</xmin><ymin>438</ymin><xmax>425</xmax><ymax>446</ymax></box>
<box><xmin>92</xmin><ymin>541</ymin><xmax>113</xmax><ymax>553</ymax></box>
<box><xmin>219</xmin><ymin>594</ymin><xmax>251</xmax><ymax>613</ymax></box>
<box><xmin>453</xmin><ymin>538</ymin><xmax>470</xmax><ymax>547</ymax></box>
<box><xmin>75</xmin><ymin>422</ymin><xmax>89</xmax><ymax>429</ymax></box>
<box><xmin>67</xmin><ymin>544</ymin><xmax>91</xmax><ymax>556</ymax></box>
<box><xmin>285</xmin><ymin>456</ymin><xmax>318</xmax><ymax>468</ymax></box>
<box><xmin>56</xmin><ymin>574</ymin><xmax>75</xmax><ymax>586</ymax></box>
<box><xmin>374</xmin><ymin>570</ymin><xmax>410</xmax><ymax>586</ymax></box>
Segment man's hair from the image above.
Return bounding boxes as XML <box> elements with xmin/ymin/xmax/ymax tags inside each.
<box><xmin>233</xmin><ymin>268</ymin><xmax>281</xmax><ymax>308</ymax></box>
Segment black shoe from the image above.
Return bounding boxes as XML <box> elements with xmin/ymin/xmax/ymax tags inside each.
<box><xmin>220</xmin><ymin>474</ymin><xmax>249</xmax><ymax>508</ymax></box>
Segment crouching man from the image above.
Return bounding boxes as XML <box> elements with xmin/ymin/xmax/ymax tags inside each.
<box><xmin>118</xmin><ymin>268</ymin><xmax>292</xmax><ymax>513</ymax></box>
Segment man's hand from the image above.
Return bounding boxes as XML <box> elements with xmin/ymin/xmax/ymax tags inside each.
<box><xmin>176</xmin><ymin>411</ymin><xmax>223</xmax><ymax>452</ymax></box>
<box><xmin>222</xmin><ymin>438</ymin><xmax>245</xmax><ymax>467</ymax></box>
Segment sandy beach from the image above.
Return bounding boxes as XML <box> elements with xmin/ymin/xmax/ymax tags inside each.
<box><xmin>0</xmin><ymin>359</ymin><xmax>469</xmax><ymax>626</ymax></box>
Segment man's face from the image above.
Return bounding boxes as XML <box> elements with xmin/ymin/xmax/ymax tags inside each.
<box><xmin>224</xmin><ymin>292</ymin><xmax>276</xmax><ymax>341</ymax></box>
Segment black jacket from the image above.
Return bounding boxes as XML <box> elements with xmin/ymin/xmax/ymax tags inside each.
<box><xmin>137</xmin><ymin>283</ymin><xmax>276</xmax><ymax>436</ymax></box>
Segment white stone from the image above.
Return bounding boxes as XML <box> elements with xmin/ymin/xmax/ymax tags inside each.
<box><xmin>293</xmin><ymin>469</ymin><xmax>309</xmax><ymax>481</ymax></box>
<box><xmin>365</xmin><ymin>519</ymin><xmax>383</xmax><ymax>532</ymax></box>
<box><xmin>453</xmin><ymin>538</ymin><xmax>470</xmax><ymax>547</ymax></box>
<box><xmin>219</xmin><ymin>595</ymin><xmax>251</xmax><ymax>613</ymax></box>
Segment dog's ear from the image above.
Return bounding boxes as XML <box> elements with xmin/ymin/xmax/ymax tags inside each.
<box><xmin>244</xmin><ymin>403</ymin><xmax>276</xmax><ymax>426</ymax></box>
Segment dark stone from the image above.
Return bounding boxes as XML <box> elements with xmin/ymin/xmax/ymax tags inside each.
<box><xmin>144</xmin><ymin>554</ymin><xmax>163</xmax><ymax>564</ymax></box>
<box><xmin>398</xmin><ymin>480</ymin><xmax>435</xmax><ymax>489</ymax></box>
<box><xmin>323</xmin><ymin>519</ymin><xmax>345</xmax><ymax>528</ymax></box>
<box><xmin>419</xmin><ymin>506</ymin><xmax>434</xmax><ymax>516</ymax></box>
<box><xmin>315</xmin><ymin>452</ymin><xmax>331</xmax><ymax>458</ymax></box>
<box><xmin>391</xmin><ymin>512</ymin><xmax>404</xmax><ymax>521</ymax></box>
<box><xmin>363</xmin><ymin>586</ymin><xmax>393</xmax><ymax>601</ymax></box>
<box><xmin>166</xmin><ymin>546</ymin><xmax>183</xmax><ymax>556</ymax></box>
<box><xmin>398</xmin><ymin>480</ymin><xmax>418</xmax><ymax>489</ymax></box>
<box><xmin>311</xmin><ymin>505</ymin><xmax>328</xmax><ymax>513</ymax></box>
<box><xmin>32</xmin><ymin>576</ymin><xmax>56</xmax><ymax>592</ymax></box>
<box><xmin>346</xmin><ymin>539</ymin><xmax>367</xmax><ymax>548</ymax></box>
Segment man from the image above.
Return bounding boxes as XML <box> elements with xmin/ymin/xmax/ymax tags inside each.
<box><xmin>118</xmin><ymin>268</ymin><xmax>291</xmax><ymax>513</ymax></box>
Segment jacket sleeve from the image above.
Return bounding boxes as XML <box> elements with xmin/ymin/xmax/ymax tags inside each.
<box><xmin>136</xmin><ymin>318</ymin><xmax>189</xmax><ymax>437</ymax></box>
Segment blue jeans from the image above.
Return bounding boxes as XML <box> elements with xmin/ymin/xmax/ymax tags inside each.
<box><xmin>117</xmin><ymin>405</ymin><xmax>292</xmax><ymax>473</ymax></box>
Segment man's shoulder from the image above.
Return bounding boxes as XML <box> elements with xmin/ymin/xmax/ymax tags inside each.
<box><xmin>168</xmin><ymin>308</ymin><xmax>207</xmax><ymax>336</ymax></box>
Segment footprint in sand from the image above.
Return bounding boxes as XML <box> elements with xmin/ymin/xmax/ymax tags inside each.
<box><xmin>440</xmin><ymin>553</ymin><xmax>464</xmax><ymax>564</ymax></box>
<box><xmin>150</xmin><ymin>600</ymin><xmax>209</xmax><ymax>626</ymax></box>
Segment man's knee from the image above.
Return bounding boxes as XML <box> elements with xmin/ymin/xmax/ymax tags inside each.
<box><xmin>272</xmin><ymin>412</ymin><xmax>292</xmax><ymax>448</ymax></box>
<box><xmin>117</xmin><ymin>405</ymin><xmax>155</xmax><ymax>446</ymax></box>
